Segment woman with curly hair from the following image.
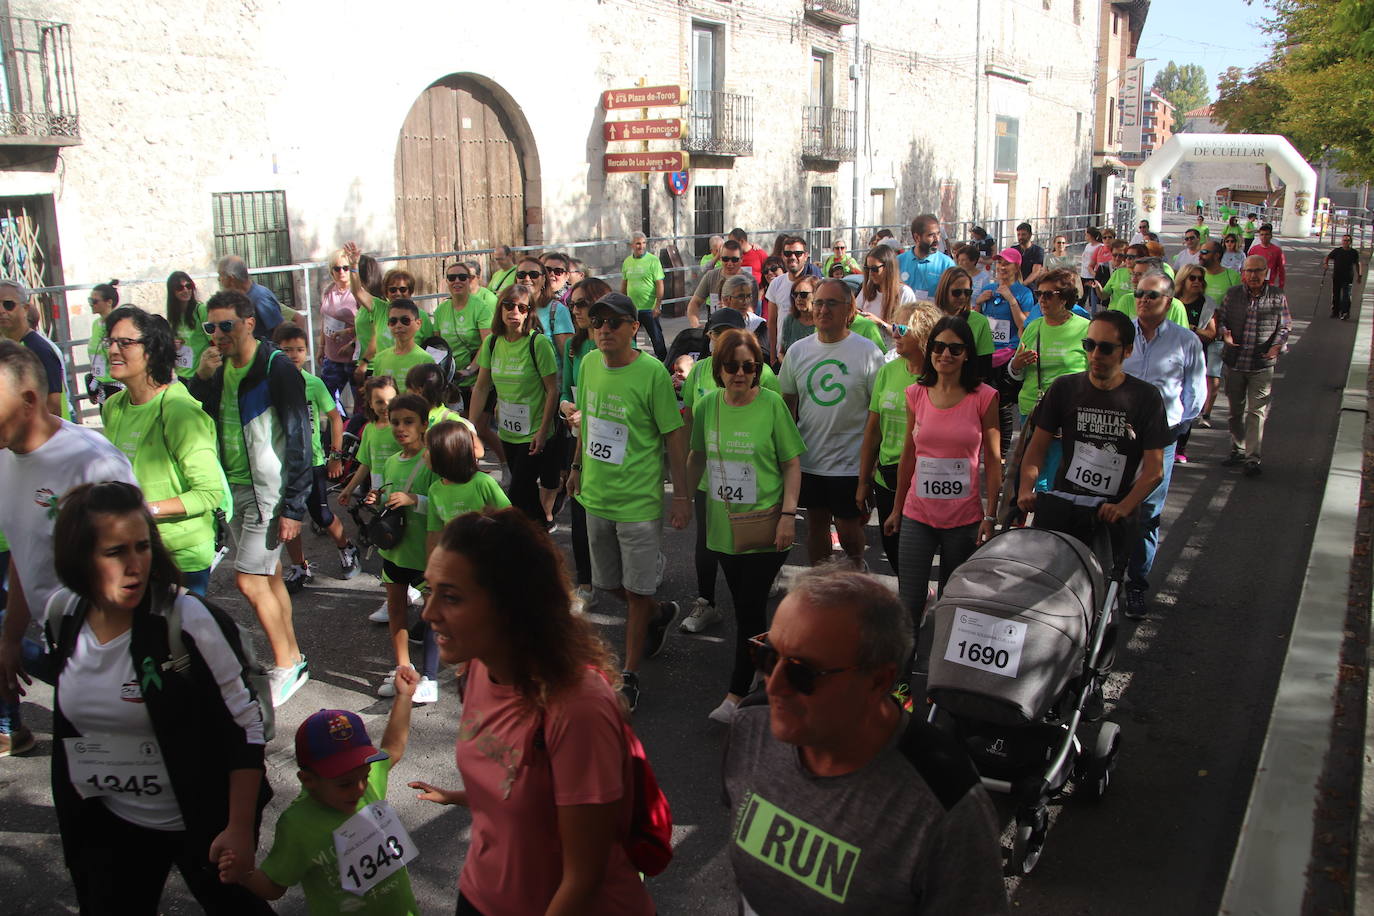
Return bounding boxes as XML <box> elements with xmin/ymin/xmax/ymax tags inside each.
<box><xmin>411</xmin><ymin>508</ymin><xmax>655</xmax><ymax>915</ymax></box>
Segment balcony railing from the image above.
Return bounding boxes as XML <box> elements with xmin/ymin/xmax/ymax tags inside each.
<box><xmin>684</xmin><ymin>90</ymin><xmax>754</xmax><ymax>157</ymax></box>
<box><xmin>804</xmin><ymin>0</ymin><xmax>859</xmax><ymax>25</ymax></box>
<box><xmin>801</xmin><ymin>106</ymin><xmax>855</xmax><ymax>161</ymax></box>
<box><xmin>0</xmin><ymin>17</ymin><xmax>79</xmax><ymax>145</ymax></box>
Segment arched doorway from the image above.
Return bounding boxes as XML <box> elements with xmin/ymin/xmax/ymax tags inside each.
<box><xmin>1135</xmin><ymin>134</ymin><xmax>1317</xmax><ymax>237</ymax></box>
<box><xmin>394</xmin><ymin>74</ymin><xmax>541</xmax><ymax>255</ymax></box>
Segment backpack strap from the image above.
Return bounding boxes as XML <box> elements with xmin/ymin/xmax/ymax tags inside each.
<box><xmin>160</xmin><ymin>588</ymin><xmax>192</xmax><ymax>676</ymax></box>
<box><xmin>43</xmin><ymin>590</ymin><xmax>89</xmax><ymax>667</ymax></box>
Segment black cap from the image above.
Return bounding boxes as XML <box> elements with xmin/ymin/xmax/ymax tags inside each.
<box><xmin>590</xmin><ymin>292</ymin><xmax>637</xmax><ymax>320</ymax></box>
<box><xmin>705</xmin><ymin>308</ymin><xmax>747</xmax><ymax>332</ymax></box>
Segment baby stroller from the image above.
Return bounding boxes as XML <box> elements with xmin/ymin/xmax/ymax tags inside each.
<box><xmin>924</xmin><ymin>410</ymin><xmax>1124</xmax><ymax>876</ymax></box>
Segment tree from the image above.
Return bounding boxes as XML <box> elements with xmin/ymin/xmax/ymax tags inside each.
<box><xmin>1151</xmin><ymin>62</ymin><xmax>1210</xmax><ymax>117</ymax></box>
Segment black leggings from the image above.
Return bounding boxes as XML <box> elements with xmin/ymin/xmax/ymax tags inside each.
<box><xmin>873</xmin><ymin>463</ymin><xmax>901</xmax><ymax>575</ymax></box>
<box><xmin>570</xmin><ymin>497</ymin><xmax>592</xmax><ymax>586</ymax></box>
<box><xmin>66</xmin><ymin>800</ymin><xmax>274</xmax><ymax>915</ymax></box>
<box><xmin>504</xmin><ymin>438</ymin><xmax>561</xmax><ymax>522</ymax></box>
<box><xmin>694</xmin><ymin>490</ymin><xmax>719</xmax><ymax>604</ymax></box>
<box><xmin>719</xmin><ymin>550</ymin><xmax>789</xmax><ymax>696</ymax></box>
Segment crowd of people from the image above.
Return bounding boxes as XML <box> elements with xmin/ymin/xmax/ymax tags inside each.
<box><xmin>0</xmin><ymin>207</ymin><xmax>1348</xmax><ymax>914</ymax></box>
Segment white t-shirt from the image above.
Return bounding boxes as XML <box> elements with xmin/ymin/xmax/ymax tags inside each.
<box><xmin>743</xmin><ymin>311</ymin><xmax>765</xmax><ymax>333</ymax></box>
<box><xmin>1174</xmin><ymin>250</ymin><xmax>1201</xmax><ymax>271</ymax></box>
<box><xmin>766</xmin><ymin>273</ymin><xmax>796</xmax><ymax>326</ymax></box>
<box><xmin>0</xmin><ymin>420</ymin><xmax>135</xmax><ymax>619</ymax></box>
<box><xmin>857</xmin><ymin>284</ymin><xmax>917</xmax><ymax>319</ymax></box>
<box><xmin>778</xmin><ymin>332</ymin><xmax>884</xmax><ymax>476</ymax></box>
<box><xmin>1080</xmin><ymin>242</ymin><xmax>1102</xmax><ymax>278</ymax></box>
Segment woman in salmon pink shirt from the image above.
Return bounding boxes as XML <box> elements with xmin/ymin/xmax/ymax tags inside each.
<box><xmin>409</xmin><ymin>508</ymin><xmax>654</xmax><ymax>916</ymax></box>
<box><xmin>885</xmin><ymin>315</ymin><xmax>1002</xmax><ymax>671</ymax></box>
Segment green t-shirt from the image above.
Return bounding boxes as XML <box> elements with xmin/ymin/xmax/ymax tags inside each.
<box><xmin>433</xmin><ymin>296</ymin><xmax>496</xmax><ymax>386</ymax></box>
<box><xmin>174</xmin><ymin>302</ymin><xmax>211</xmax><ymax>379</ymax></box>
<box><xmin>259</xmin><ymin>758</ymin><xmax>418</xmax><ymax>916</ymax></box>
<box><xmin>688</xmin><ymin>388</ymin><xmax>805</xmax><ymax>554</ymax></box>
<box><xmin>359</xmin><ymin>421</ymin><xmax>403</xmax><ymax>487</ymax></box>
<box><xmin>365</xmin><ymin>298</ymin><xmax>436</xmax><ymax>355</ymax></box>
<box><xmin>560</xmin><ymin>337</ymin><xmax>596</xmax><ymax>405</ymax></box>
<box><xmin>1102</xmin><ymin>267</ymin><xmax>1133</xmax><ymax>302</ymax></box>
<box><xmin>372</xmin><ymin>345</ymin><xmax>435</xmax><ymax>382</ymax></box>
<box><xmin>1203</xmin><ymin>268</ymin><xmax>1241</xmax><ymax>304</ymax></box>
<box><xmin>87</xmin><ymin>313</ymin><xmax>114</xmax><ymax>383</ymax></box>
<box><xmin>681</xmin><ymin>357</ymin><xmax>782</xmax><ymax>491</ymax></box>
<box><xmin>302</xmin><ymin>370</ymin><xmax>334</xmax><ymax>468</ymax></box>
<box><xmin>849</xmin><ymin>314</ymin><xmax>887</xmax><ymax>351</ymax></box>
<box><xmin>575</xmin><ymin>351</ymin><xmax>683</xmax><ymax>523</ymax></box>
<box><xmin>488</xmin><ymin>266</ymin><xmax>518</xmax><ymax>294</ymax></box>
<box><xmin>378</xmin><ymin>450</ymin><xmax>438</xmax><ymax>571</ymax></box>
<box><xmin>219</xmin><ymin>359</ymin><xmax>252</xmax><ymax>485</ymax></box>
<box><xmin>868</xmin><ymin>358</ymin><xmax>920</xmax><ymax>482</ymax></box>
<box><xmin>427</xmin><ymin>472</ymin><xmax>511</xmax><ymax>529</ymax></box>
<box><xmin>621</xmin><ymin>252</ymin><xmax>665</xmax><ymax>312</ymax></box>
<box><xmin>1243</xmin><ymin>220</ymin><xmax>1258</xmax><ymax>239</ymax></box>
<box><xmin>1016</xmin><ymin>315</ymin><xmax>1091</xmax><ymax>416</ymax></box>
<box><xmin>477</xmin><ymin>332</ymin><xmax>558</xmax><ymax>444</ymax></box>
<box><xmin>1222</xmin><ymin>224</ymin><xmax>1243</xmax><ymax>239</ymax></box>
<box><xmin>962</xmin><ymin>309</ymin><xmax>995</xmax><ymax>357</ymax></box>
<box><xmin>1109</xmin><ymin>291</ymin><xmax>1189</xmax><ymax>325</ymax></box>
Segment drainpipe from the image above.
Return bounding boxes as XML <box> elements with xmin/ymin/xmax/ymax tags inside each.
<box><xmin>851</xmin><ymin>0</ymin><xmax>862</xmax><ymax>248</ymax></box>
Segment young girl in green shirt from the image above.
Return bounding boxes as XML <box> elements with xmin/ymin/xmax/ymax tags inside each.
<box><xmin>424</xmin><ymin>419</ymin><xmax>510</xmax><ymax>558</ymax></box>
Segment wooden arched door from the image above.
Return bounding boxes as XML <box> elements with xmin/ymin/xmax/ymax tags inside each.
<box><xmin>395</xmin><ymin>75</ymin><xmax>535</xmax><ymax>255</ymax></box>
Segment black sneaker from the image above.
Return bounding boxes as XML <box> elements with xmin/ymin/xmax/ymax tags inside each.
<box><xmin>1123</xmin><ymin>587</ymin><xmax>1147</xmax><ymax>620</ymax></box>
<box><xmin>646</xmin><ymin>601</ymin><xmax>679</xmax><ymax>659</ymax></box>
<box><xmin>1222</xmin><ymin>449</ymin><xmax>1246</xmax><ymax>467</ymax></box>
<box><xmin>621</xmin><ymin>671</ymin><xmax>641</xmax><ymax>713</ymax></box>
<box><xmin>1244</xmin><ymin>460</ymin><xmax>1263</xmax><ymax>477</ymax></box>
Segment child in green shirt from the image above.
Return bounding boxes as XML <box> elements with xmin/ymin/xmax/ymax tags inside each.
<box><xmin>222</xmin><ymin>673</ymin><xmax>421</xmax><ymax>915</ymax></box>
<box><xmin>424</xmin><ymin>418</ymin><xmax>511</xmax><ymax>558</ymax></box>
<box><xmin>273</xmin><ymin>325</ymin><xmax>361</xmax><ymax>589</ymax></box>
<box><xmin>339</xmin><ymin>377</ymin><xmax>400</xmax><ymax>504</ymax></box>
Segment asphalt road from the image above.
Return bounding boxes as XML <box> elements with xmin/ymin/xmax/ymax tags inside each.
<box><xmin>0</xmin><ymin>218</ymin><xmax>1363</xmax><ymax>914</ymax></box>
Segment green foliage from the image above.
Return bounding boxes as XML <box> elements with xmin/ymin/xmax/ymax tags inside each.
<box><xmin>1151</xmin><ymin>61</ymin><xmax>1211</xmax><ymax>116</ymax></box>
<box><xmin>1210</xmin><ymin>0</ymin><xmax>1374</xmax><ymax>181</ymax></box>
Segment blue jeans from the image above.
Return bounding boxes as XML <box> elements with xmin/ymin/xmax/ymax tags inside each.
<box><xmin>1333</xmin><ymin>282</ymin><xmax>1353</xmax><ymax>317</ymax></box>
<box><xmin>638</xmin><ymin>310</ymin><xmax>667</xmax><ymax>360</ymax></box>
<box><xmin>1128</xmin><ymin>437</ymin><xmax>1178</xmax><ymax>593</ymax></box>
<box><xmin>182</xmin><ymin>567</ymin><xmax>211</xmax><ymax>597</ymax></box>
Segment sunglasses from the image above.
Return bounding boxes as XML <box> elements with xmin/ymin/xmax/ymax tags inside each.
<box><xmin>203</xmin><ymin>319</ymin><xmax>237</xmax><ymax>334</ymax></box>
<box><xmin>721</xmin><ymin>359</ymin><xmax>758</xmax><ymax>375</ymax></box>
<box><xmin>388</xmin><ymin>286</ymin><xmax>411</xmax><ymax>294</ymax></box>
<box><xmin>1036</xmin><ymin>289</ymin><xmax>1066</xmax><ymax>301</ymax></box>
<box><xmin>569</xmin><ymin>298</ymin><xmax>588</xmax><ymax>308</ymax></box>
<box><xmin>502</xmin><ymin>302</ymin><xmax>530</xmax><ymax>313</ymax></box>
<box><xmin>516</xmin><ymin>270</ymin><xmax>544</xmax><ymax>280</ymax></box>
<box><xmin>783</xmin><ymin>250</ymin><xmax>806</xmax><ymax>258</ymax></box>
<box><xmin>864</xmin><ymin>264</ymin><xmax>884</xmax><ymax>272</ymax></box>
<box><xmin>103</xmin><ymin>336</ymin><xmax>145</xmax><ymax>350</ymax></box>
<box><xmin>590</xmin><ymin>315</ymin><xmax>631</xmax><ymax>330</ymax></box>
<box><xmin>1133</xmin><ymin>290</ymin><xmax>1165</xmax><ymax>301</ymax></box>
<box><xmin>388</xmin><ymin>315</ymin><xmax>414</xmax><ymax>326</ymax></box>
<box><xmin>1184</xmin><ymin>235</ymin><xmax>1198</xmax><ymax>241</ymax></box>
<box><xmin>791</xmin><ymin>290</ymin><xmax>812</xmax><ymax>300</ymax></box>
<box><xmin>893</xmin><ymin>324</ymin><xmax>910</xmax><ymax>338</ymax></box>
<box><xmin>949</xmin><ymin>287</ymin><xmax>972</xmax><ymax>299</ymax></box>
<box><xmin>175</xmin><ymin>281</ymin><xmax>194</xmax><ymax>291</ymax></box>
<box><xmin>749</xmin><ymin>634</ymin><xmax>857</xmax><ymax>695</ymax></box>
<box><xmin>1081</xmin><ymin>338</ymin><xmax>1123</xmax><ymax>355</ymax></box>
<box><xmin>930</xmin><ymin>340</ymin><xmax>967</xmax><ymax>356</ymax></box>
<box><xmin>544</xmin><ymin>267</ymin><xmax>568</xmax><ymax>276</ymax></box>
<box><xmin>331</xmin><ymin>265</ymin><xmax>350</xmax><ymax>273</ymax></box>
<box><xmin>446</xmin><ymin>273</ymin><xmax>471</xmax><ymax>283</ymax></box>
<box><xmin>719</xmin><ymin>256</ymin><xmax>741</xmax><ymax>263</ymax></box>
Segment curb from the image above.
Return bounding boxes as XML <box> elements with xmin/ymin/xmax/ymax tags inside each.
<box><xmin>1219</xmin><ymin>272</ymin><xmax>1373</xmax><ymax>914</ymax></box>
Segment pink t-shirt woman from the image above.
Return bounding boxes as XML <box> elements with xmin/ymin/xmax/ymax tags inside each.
<box><xmin>902</xmin><ymin>382</ymin><xmax>999</xmax><ymax>529</ymax></box>
<box><xmin>319</xmin><ymin>285</ymin><xmax>358</xmax><ymax>363</ymax></box>
<box><xmin>454</xmin><ymin>660</ymin><xmax>654</xmax><ymax>915</ymax></box>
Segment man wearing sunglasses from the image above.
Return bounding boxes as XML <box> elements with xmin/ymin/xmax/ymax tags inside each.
<box><xmin>722</xmin><ymin>564</ymin><xmax>1008</xmax><ymax>913</ymax></box>
<box><xmin>765</xmin><ymin>236</ymin><xmax>822</xmax><ymax>363</ymax></box>
<box><xmin>898</xmin><ymin>214</ymin><xmax>955</xmax><ymax>302</ymax></box>
<box><xmin>216</xmin><ymin>255</ymin><xmax>283</xmax><ymax>341</ymax></box>
<box><xmin>686</xmin><ymin>239</ymin><xmax>758</xmax><ymax>328</ymax></box>
<box><xmin>569</xmin><ymin>292</ymin><xmax>689</xmax><ymax>711</ymax></box>
<box><xmin>821</xmin><ymin>237</ymin><xmax>861</xmax><ymax>278</ymax></box>
<box><xmin>189</xmin><ymin>291</ymin><xmax>312</xmax><ymax>707</ymax></box>
<box><xmin>1108</xmin><ymin>257</ymin><xmax>1189</xmax><ymax>325</ymax></box>
<box><xmin>0</xmin><ymin>278</ymin><xmax>73</xmax><ymax>419</ymax></box>
<box><xmin>371</xmin><ymin>299</ymin><xmax>437</xmax><ymax>381</ymax></box>
<box><xmin>1173</xmin><ymin>231</ymin><xmax>1203</xmax><ymax>272</ymax></box>
<box><xmin>1018</xmin><ymin>311</ymin><xmax>1169</xmax><ymax>576</ymax></box>
<box><xmin>434</xmin><ymin>262</ymin><xmax>495</xmax><ymax>397</ymax></box>
<box><xmin>1216</xmin><ymin>255</ymin><xmax>1292</xmax><ymax>477</ymax></box>
<box><xmin>1198</xmin><ymin>240</ymin><xmax>1242</xmax><ymax>304</ymax></box>
<box><xmin>1118</xmin><ymin>271</ymin><xmax>1206</xmax><ymax>618</ymax></box>
<box><xmin>620</xmin><ymin>234</ymin><xmax>668</xmax><ymax>360</ymax></box>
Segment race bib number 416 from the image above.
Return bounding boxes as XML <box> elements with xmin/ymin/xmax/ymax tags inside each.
<box><xmin>334</xmin><ymin>801</ymin><xmax>418</xmax><ymax>896</ymax></box>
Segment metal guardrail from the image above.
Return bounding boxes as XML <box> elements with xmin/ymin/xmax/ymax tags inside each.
<box><xmin>801</xmin><ymin>106</ymin><xmax>855</xmax><ymax>161</ymax></box>
<box><xmin>684</xmin><ymin>90</ymin><xmax>754</xmax><ymax>157</ymax></box>
<box><xmin>0</xmin><ymin>16</ymin><xmax>79</xmax><ymax>143</ymax></box>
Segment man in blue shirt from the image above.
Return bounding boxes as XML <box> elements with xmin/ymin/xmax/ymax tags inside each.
<box><xmin>897</xmin><ymin>214</ymin><xmax>955</xmax><ymax>301</ymax></box>
<box><xmin>218</xmin><ymin>255</ymin><xmax>283</xmax><ymax>340</ymax></box>
<box><xmin>1120</xmin><ymin>269</ymin><xmax>1206</xmax><ymax>619</ymax></box>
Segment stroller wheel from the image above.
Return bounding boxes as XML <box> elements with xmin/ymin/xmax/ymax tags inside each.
<box><xmin>1079</xmin><ymin>721</ymin><xmax>1121</xmax><ymax>802</ymax></box>
<box><xmin>1009</xmin><ymin>806</ymin><xmax>1048</xmax><ymax>876</ymax></box>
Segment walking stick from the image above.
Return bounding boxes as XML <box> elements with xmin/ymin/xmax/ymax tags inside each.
<box><xmin>1312</xmin><ymin>263</ymin><xmax>1328</xmax><ymax>318</ymax></box>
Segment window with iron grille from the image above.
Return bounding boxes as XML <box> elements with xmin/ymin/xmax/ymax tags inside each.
<box><xmin>212</xmin><ymin>190</ymin><xmax>295</xmax><ymax>308</ymax></box>
<box><xmin>809</xmin><ymin>186</ymin><xmax>833</xmax><ymax>254</ymax></box>
<box><xmin>694</xmin><ymin>185</ymin><xmax>725</xmax><ymax>259</ymax></box>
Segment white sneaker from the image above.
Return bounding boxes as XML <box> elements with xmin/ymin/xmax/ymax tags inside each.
<box><xmin>407</xmin><ymin>585</ymin><xmax>424</xmax><ymax>607</ymax></box>
<box><xmin>270</xmin><ymin>657</ymin><xmax>310</xmax><ymax>708</ymax></box>
<box><xmin>369</xmin><ymin>602</ymin><xmax>390</xmax><ymax>623</ymax></box>
<box><xmin>573</xmin><ymin>584</ymin><xmax>595</xmax><ymax>615</ymax></box>
<box><xmin>708</xmin><ymin>696</ymin><xmax>739</xmax><ymax>724</ymax></box>
<box><xmin>413</xmin><ymin>677</ymin><xmax>439</xmax><ymax>705</ymax></box>
<box><xmin>680</xmin><ymin>597</ymin><xmax>723</xmax><ymax>633</ymax></box>
<box><xmin>377</xmin><ymin>674</ymin><xmax>396</xmax><ymax>698</ymax></box>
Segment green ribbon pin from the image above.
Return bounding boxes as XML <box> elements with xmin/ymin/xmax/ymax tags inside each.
<box><xmin>140</xmin><ymin>657</ymin><xmax>163</xmax><ymax>692</ymax></box>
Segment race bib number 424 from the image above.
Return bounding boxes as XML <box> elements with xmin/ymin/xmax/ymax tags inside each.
<box><xmin>334</xmin><ymin>801</ymin><xmax>418</xmax><ymax>896</ymax></box>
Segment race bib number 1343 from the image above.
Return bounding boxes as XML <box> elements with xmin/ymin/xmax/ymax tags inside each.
<box><xmin>334</xmin><ymin>801</ymin><xmax>418</xmax><ymax>896</ymax></box>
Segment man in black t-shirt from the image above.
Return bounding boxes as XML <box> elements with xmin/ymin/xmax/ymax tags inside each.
<box><xmin>1015</xmin><ymin>222</ymin><xmax>1046</xmax><ymax>284</ymax></box>
<box><xmin>1018</xmin><ymin>311</ymin><xmax>1169</xmax><ymax>579</ymax></box>
<box><xmin>1324</xmin><ymin>235</ymin><xmax>1364</xmax><ymax>320</ymax></box>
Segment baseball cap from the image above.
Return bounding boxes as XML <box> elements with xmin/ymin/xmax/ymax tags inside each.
<box><xmin>590</xmin><ymin>292</ymin><xmax>637</xmax><ymax>321</ymax></box>
<box><xmin>995</xmin><ymin>247</ymin><xmax>1023</xmax><ymax>266</ymax></box>
<box><xmin>705</xmin><ymin>308</ymin><xmax>747</xmax><ymax>332</ymax></box>
<box><xmin>296</xmin><ymin>709</ymin><xmax>388</xmax><ymax>778</ymax></box>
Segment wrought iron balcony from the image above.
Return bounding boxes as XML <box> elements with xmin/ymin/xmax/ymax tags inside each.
<box><xmin>0</xmin><ymin>17</ymin><xmax>79</xmax><ymax>145</ymax></box>
<box><xmin>684</xmin><ymin>91</ymin><xmax>754</xmax><ymax>157</ymax></box>
<box><xmin>804</xmin><ymin>0</ymin><xmax>859</xmax><ymax>26</ymax></box>
<box><xmin>801</xmin><ymin>106</ymin><xmax>855</xmax><ymax>161</ymax></box>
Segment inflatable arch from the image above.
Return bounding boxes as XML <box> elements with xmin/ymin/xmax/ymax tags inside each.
<box><xmin>1135</xmin><ymin>134</ymin><xmax>1318</xmax><ymax>237</ymax></box>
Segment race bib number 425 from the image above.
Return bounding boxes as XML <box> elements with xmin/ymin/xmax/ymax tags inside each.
<box><xmin>65</xmin><ymin>735</ymin><xmax>169</xmax><ymax>799</ymax></box>
<box><xmin>586</xmin><ymin>417</ymin><xmax>628</xmax><ymax>465</ymax></box>
<box><xmin>334</xmin><ymin>801</ymin><xmax>418</xmax><ymax>896</ymax></box>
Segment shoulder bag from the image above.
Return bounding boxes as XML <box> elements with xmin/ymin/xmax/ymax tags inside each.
<box><xmin>714</xmin><ymin>395</ymin><xmax>781</xmax><ymax>553</ymax></box>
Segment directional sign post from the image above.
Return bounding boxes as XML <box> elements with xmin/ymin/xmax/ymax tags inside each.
<box><xmin>602</xmin><ymin>119</ymin><xmax>684</xmax><ymax>143</ymax></box>
<box><xmin>604</xmin><ymin>152</ymin><xmax>690</xmax><ymax>173</ymax></box>
<box><xmin>602</xmin><ymin>85</ymin><xmax>684</xmax><ymax>110</ymax></box>
<box><xmin>602</xmin><ymin>82</ymin><xmax>688</xmax><ymax>236</ymax></box>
